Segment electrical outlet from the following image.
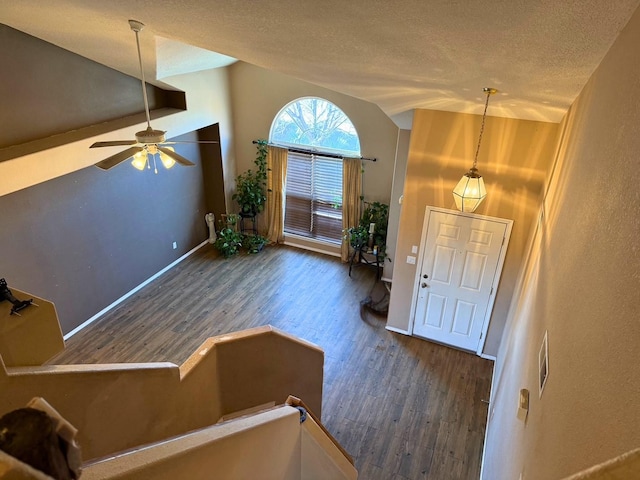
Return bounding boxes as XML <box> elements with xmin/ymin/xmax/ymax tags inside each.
<box><xmin>406</xmin><ymin>255</ymin><xmax>416</xmax><ymax>265</ymax></box>
<box><xmin>172</xmin><ymin>241</ymin><xmax>177</xmax><ymax>249</ymax></box>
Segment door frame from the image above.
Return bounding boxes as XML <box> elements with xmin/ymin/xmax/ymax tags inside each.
<box><xmin>407</xmin><ymin>206</ymin><xmax>513</xmax><ymax>356</ymax></box>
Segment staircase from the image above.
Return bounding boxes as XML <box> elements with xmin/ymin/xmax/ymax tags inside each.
<box><xmin>81</xmin><ymin>399</ymin><xmax>356</xmax><ymax>479</ymax></box>
<box><xmin>0</xmin><ymin>294</ymin><xmax>356</xmax><ymax>478</ymax></box>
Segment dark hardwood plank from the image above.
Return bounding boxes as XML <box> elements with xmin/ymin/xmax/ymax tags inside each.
<box><xmin>49</xmin><ymin>244</ymin><xmax>493</xmax><ymax>479</ymax></box>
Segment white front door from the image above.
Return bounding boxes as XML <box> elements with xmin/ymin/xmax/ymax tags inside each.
<box><xmin>412</xmin><ymin>207</ymin><xmax>512</xmax><ymax>353</ymax></box>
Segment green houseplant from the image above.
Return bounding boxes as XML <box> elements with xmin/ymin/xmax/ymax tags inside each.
<box><xmin>361</xmin><ymin>201</ymin><xmax>389</xmax><ymax>259</ymax></box>
<box><xmin>345</xmin><ymin>225</ymin><xmax>369</xmax><ymax>250</ymax></box>
<box><xmin>345</xmin><ymin>201</ymin><xmax>390</xmax><ymax>259</ymax></box>
<box><xmin>244</xmin><ymin>233</ymin><xmax>268</xmax><ymax>254</ymax></box>
<box><xmin>232</xmin><ymin>141</ymin><xmax>268</xmax><ymax>215</ymax></box>
<box><xmin>213</xmin><ymin>215</ymin><xmax>243</xmax><ymax>258</ymax></box>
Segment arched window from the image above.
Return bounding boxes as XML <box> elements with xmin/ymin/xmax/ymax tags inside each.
<box><xmin>270</xmin><ymin>98</ymin><xmax>361</xmax><ymax>245</ymax></box>
<box><xmin>270</xmin><ymin>97</ymin><xmax>360</xmax><ymax>155</ymax></box>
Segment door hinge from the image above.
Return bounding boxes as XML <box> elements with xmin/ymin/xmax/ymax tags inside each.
<box><xmin>502</xmin><ymin>236</ymin><xmax>505</xmax><ymax>246</ymax></box>
<box><xmin>490</xmin><ymin>287</ymin><xmax>494</xmax><ymax>296</ymax></box>
<box><xmin>480</xmin><ymin>331</ymin><xmax>483</xmax><ymax>340</ymax></box>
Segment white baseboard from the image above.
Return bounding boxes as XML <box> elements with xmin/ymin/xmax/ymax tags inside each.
<box><xmin>479</xmin><ymin>356</ymin><xmax>499</xmax><ymax>480</ymax></box>
<box><xmin>480</xmin><ymin>353</ymin><xmax>497</xmax><ymax>361</ymax></box>
<box><xmin>385</xmin><ymin>325</ymin><xmax>411</xmax><ymax>336</ymax></box>
<box><xmin>64</xmin><ymin>240</ymin><xmax>208</xmax><ymax>340</ymax></box>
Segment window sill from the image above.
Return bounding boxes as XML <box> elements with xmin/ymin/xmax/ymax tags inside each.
<box><xmin>283</xmin><ymin>234</ymin><xmax>341</xmax><ymax>258</ymax></box>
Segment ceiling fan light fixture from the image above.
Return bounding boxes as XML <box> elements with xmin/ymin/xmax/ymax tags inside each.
<box><xmin>90</xmin><ymin>20</ymin><xmax>217</xmax><ymax>171</ymax></box>
<box><xmin>131</xmin><ymin>151</ymin><xmax>147</xmax><ymax>171</ymax></box>
<box><xmin>135</xmin><ymin>126</ymin><xmax>166</xmax><ymax>145</ymax></box>
<box><xmin>146</xmin><ymin>144</ymin><xmax>158</xmax><ymax>155</ymax></box>
<box><xmin>453</xmin><ymin>87</ymin><xmax>496</xmax><ymax>213</ymax></box>
<box><xmin>160</xmin><ymin>147</ymin><xmax>176</xmax><ymax>169</ymax></box>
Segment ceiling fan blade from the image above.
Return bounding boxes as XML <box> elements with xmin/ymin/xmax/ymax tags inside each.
<box><xmin>95</xmin><ymin>146</ymin><xmax>145</xmax><ymax>170</ymax></box>
<box><xmin>157</xmin><ymin>146</ymin><xmax>196</xmax><ymax>167</ymax></box>
<box><xmin>90</xmin><ymin>140</ymin><xmax>138</xmax><ymax>148</ymax></box>
<box><xmin>162</xmin><ymin>140</ymin><xmax>220</xmax><ymax>145</ymax></box>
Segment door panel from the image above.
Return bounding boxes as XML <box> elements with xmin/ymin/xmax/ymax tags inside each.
<box><xmin>433</xmin><ymin>246</ymin><xmax>456</xmax><ymax>284</ymax></box>
<box><xmin>412</xmin><ymin>209</ymin><xmax>509</xmax><ymax>352</ymax></box>
<box><xmin>452</xmin><ymin>300</ymin><xmax>475</xmax><ymax>335</ymax></box>
<box><xmin>460</xmin><ymin>252</ymin><xmax>487</xmax><ymax>291</ymax></box>
<box><xmin>425</xmin><ymin>293</ymin><xmax>447</xmax><ymax>328</ymax></box>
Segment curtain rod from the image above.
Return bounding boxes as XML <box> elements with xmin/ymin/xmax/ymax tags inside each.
<box><xmin>253</xmin><ymin>140</ymin><xmax>376</xmax><ymax>162</ymax></box>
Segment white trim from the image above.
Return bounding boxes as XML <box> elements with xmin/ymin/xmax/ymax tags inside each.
<box><xmin>538</xmin><ymin>330</ymin><xmax>549</xmax><ymax>398</ymax></box>
<box><xmin>476</xmin><ymin>216</ymin><xmax>513</xmax><ymax>356</ymax></box>
<box><xmin>64</xmin><ymin>240</ymin><xmax>208</xmax><ymax>340</ymax></box>
<box><xmin>385</xmin><ymin>325</ymin><xmax>411</xmax><ymax>335</ymax></box>
<box><xmin>407</xmin><ymin>206</ymin><xmax>514</xmax><ymax>357</ymax></box>
<box><xmin>406</xmin><ymin>207</ymin><xmax>433</xmax><ymax>335</ymax></box>
<box><xmin>283</xmin><ymin>235</ymin><xmax>341</xmax><ymax>258</ymax></box>
<box><xmin>480</xmin><ymin>360</ymin><xmax>498</xmax><ymax>480</ymax></box>
<box><xmin>480</xmin><ymin>353</ymin><xmax>497</xmax><ymax>361</ymax></box>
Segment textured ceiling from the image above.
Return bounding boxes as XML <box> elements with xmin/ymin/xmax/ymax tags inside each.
<box><xmin>2</xmin><ymin>0</ymin><xmax>640</xmax><ymax>128</ymax></box>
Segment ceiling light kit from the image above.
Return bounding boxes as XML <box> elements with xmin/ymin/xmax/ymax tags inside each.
<box><xmin>452</xmin><ymin>87</ymin><xmax>496</xmax><ymax>213</ymax></box>
<box><xmin>90</xmin><ymin>20</ymin><xmax>217</xmax><ymax>172</ymax></box>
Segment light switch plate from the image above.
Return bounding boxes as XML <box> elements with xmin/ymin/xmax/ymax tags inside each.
<box><xmin>517</xmin><ymin>388</ymin><xmax>529</xmax><ymax>421</ymax></box>
<box><xmin>411</xmin><ymin>245</ymin><xmax>418</xmax><ymax>254</ymax></box>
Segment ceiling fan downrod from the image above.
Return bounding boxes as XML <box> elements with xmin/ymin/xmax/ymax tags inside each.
<box><xmin>129</xmin><ymin>19</ymin><xmax>155</xmax><ymax>135</ymax></box>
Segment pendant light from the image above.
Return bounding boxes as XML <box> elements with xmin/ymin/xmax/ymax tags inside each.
<box><xmin>453</xmin><ymin>87</ymin><xmax>497</xmax><ymax>212</ymax></box>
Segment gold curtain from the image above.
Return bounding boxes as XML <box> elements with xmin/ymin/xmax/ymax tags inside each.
<box><xmin>341</xmin><ymin>157</ymin><xmax>363</xmax><ymax>262</ymax></box>
<box><xmin>266</xmin><ymin>146</ymin><xmax>288</xmax><ymax>244</ymax></box>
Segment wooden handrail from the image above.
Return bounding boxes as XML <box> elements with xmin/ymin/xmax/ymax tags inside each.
<box><xmin>286</xmin><ymin>395</ymin><xmax>354</xmax><ymax>466</ymax></box>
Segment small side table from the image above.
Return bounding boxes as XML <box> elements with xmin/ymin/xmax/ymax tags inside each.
<box><xmin>348</xmin><ymin>245</ymin><xmax>382</xmax><ymax>279</ymax></box>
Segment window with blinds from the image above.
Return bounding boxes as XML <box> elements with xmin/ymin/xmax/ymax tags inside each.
<box><xmin>284</xmin><ymin>151</ymin><xmax>343</xmax><ymax>244</ymax></box>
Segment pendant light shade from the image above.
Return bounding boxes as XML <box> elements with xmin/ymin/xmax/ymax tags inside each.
<box><xmin>453</xmin><ymin>167</ymin><xmax>487</xmax><ymax>212</ymax></box>
<box><xmin>453</xmin><ymin>87</ymin><xmax>496</xmax><ymax>212</ymax></box>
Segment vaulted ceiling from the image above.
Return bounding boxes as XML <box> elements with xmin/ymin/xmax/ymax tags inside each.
<box><xmin>2</xmin><ymin>1</ymin><xmax>639</xmax><ymax>128</ymax></box>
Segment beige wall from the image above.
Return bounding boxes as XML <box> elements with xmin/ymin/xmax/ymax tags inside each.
<box><xmin>81</xmin><ymin>406</ymin><xmax>357</xmax><ymax>480</ymax></box>
<box><xmin>0</xmin><ymin>326</ymin><xmax>323</xmax><ymax>461</ymax></box>
<box><xmin>227</xmin><ymin>61</ymin><xmax>399</xmax><ymax>212</ymax></box>
<box><xmin>483</xmin><ymin>5</ymin><xmax>640</xmax><ymax>479</ymax></box>
<box><xmin>386</xmin><ymin>109</ymin><xmax>558</xmax><ymax>356</ymax></box>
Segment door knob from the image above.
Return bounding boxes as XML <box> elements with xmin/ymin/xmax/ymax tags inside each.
<box><xmin>421</xmin><ymin>282</ymin><xmax>429</xmax><ymax>288</ymax></box>
<box><xmin>423</xmin><ymin>274</ymin><xmax>429</xmax><ymax>279</ymax></box>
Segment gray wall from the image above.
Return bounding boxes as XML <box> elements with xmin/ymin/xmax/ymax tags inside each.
<box><xmin>0</xmin><ymin>24</ymin><xmax>221</xmax><ymax>334</ymax></box>
<box><xmin>0</xmin><ymin>24</ymin><xmax>178</xmax><ymax>153</ymax></box>
<box><xmin>0</xmin><ymin>133</ymin><xmax>210</xmax><ymax>334</ymax></box>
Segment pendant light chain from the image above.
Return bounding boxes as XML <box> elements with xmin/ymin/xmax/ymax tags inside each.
<box><xmin>452</xmin><ymin>86</ymin><xmax>495</xmax><ymax>213</ymax></box>
<box><xmin>472</xmin><ymin>89</ymin><xmax>492</xmax><ymax>170</ymax></box>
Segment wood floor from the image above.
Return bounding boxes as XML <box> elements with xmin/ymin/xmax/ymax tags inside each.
<box><xmin>50</xmin><ymin>244</ymin><xmax>494</xmax><ymax>479</ymax></box>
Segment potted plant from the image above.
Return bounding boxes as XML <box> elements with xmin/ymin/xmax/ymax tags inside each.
<box><xmin>233</xmin><ymin>170</ymin><xmax>266</xmax><ymax>216</ymax></box>
<box><xmin>232</xmin><ymin>141</ymin><xmax>268</xmax><ymax>216</ymax></box>
<box><xmin>345</xmin><ymin>225</ymin><xmax>369</xmax><ymax>250</ymax></box>
<box><xmin>360</xmin><ymin>201</ymin><xmax>389</xmax><ymax>259</ymax></box>
<box><xmin>213</xmin><ymin>215</ymin><xmax>243</xmax><ymax>258</ymax></box>
<box><xmin>243</xmin><ymin>233</ymin><xmax>268</xmax><ymax>254</ymax></box>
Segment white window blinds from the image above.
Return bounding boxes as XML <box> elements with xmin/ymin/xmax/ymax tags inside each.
<box><xmin>284</xmin><ymin>151</ymin><xmax>343</xmax><ymax>244</ymax></box>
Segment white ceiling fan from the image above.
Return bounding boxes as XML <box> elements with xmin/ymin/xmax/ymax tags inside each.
<box><xmin>91</xmin><ymin>20</ymin><xmax>217</xmax><ymax>171</ymax></box>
